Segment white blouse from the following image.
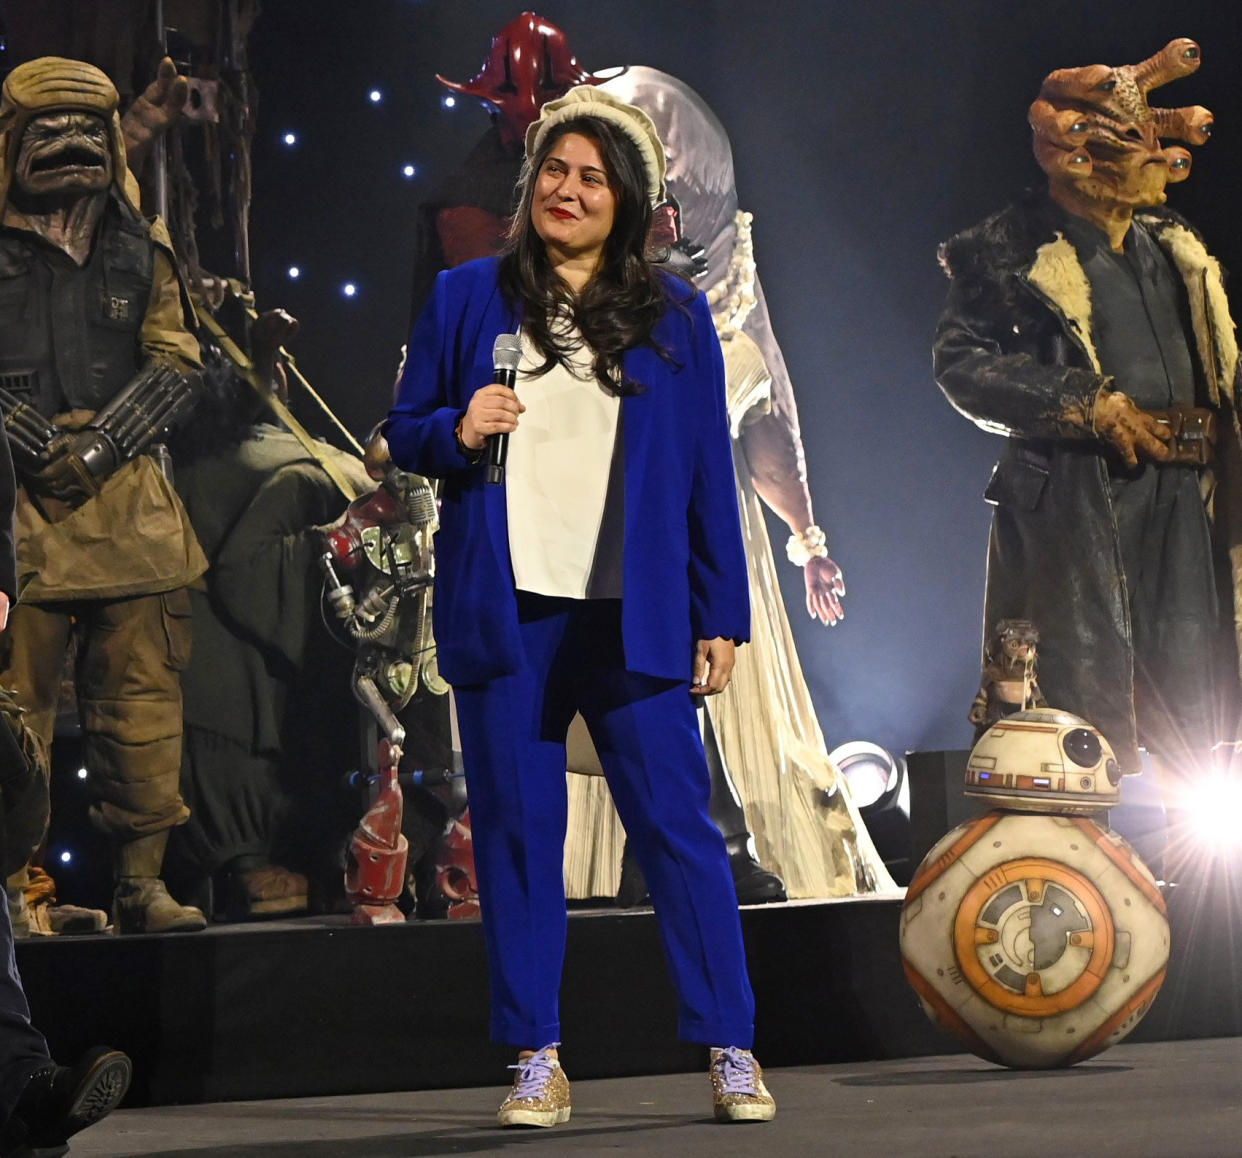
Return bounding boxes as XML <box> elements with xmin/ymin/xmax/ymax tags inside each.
<box><xmin>505</xmin><ymin>324</ymin><xmax>624</xmax><ymax>599</ymax></box>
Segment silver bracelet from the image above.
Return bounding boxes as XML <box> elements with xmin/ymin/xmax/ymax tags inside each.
<box><xmin>786</xmin><ymin>524</ymin><xmax>829</xmax><ymax>567</ymax></box>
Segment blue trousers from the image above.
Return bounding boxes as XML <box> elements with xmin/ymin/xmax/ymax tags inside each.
<box><xmin>454</xmin><ymin>594</ymin><xmax>755</xmax><ymax>1050</ymax></box>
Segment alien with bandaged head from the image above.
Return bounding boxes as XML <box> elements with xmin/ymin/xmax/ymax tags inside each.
<box><xmin>935</xmin><ymin>40</ymin><xmax>1241</xmax><ymax>777</ymax></box>
<box><xmin>0</xmin><ymin>57</ymin><xmax>208</xmax><ymax>934</ymax></box>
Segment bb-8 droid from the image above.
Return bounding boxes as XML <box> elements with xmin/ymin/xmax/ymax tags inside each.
<box><xmin>900</xmin><ymin>709</ymin><xmax>1169</xmax><ymax>1067</ymax></box>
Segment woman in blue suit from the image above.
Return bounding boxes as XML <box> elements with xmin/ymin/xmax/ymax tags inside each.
<box><xmin>385</xmin><ymin>86</ymin><xmax>773</xmax><ymax>1127</ymax></box>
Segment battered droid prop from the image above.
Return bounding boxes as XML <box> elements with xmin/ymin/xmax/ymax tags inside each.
<box><xmin>319</xmin><ymin>465</ymin><xmax>450</xmax><ymax>923</ymax></box>
<box><xmin>901</xmin><ymin>710</ymin><xmax>1169</xmax><ymax>1068</ymax></box>
<box><xmin>968</xmin><ymin>620</ymin><xmax>1047</xmax><ymax>741</ymax></box>
<box><xmin>319</xmin><ymin>465</ymin><xmax>450</xmax><ymax>925</ymax></box>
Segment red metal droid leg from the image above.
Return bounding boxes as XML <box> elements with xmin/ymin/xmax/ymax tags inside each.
<box><xmin>344</xmin><ymin>735</ymin><xmax>409</xmax><ymax>925</ymax></box>
<box><xmin>434</xmin><ymin>807</ymin><xmax>480</xmax><ymax>920</ymax></box>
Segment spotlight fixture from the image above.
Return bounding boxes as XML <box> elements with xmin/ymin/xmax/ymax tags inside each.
<box><xmin>829</xmin><ymin>741</ymin><xmax>905</xmax><ymax>810</ymax></box>
<box><xmin>442</xmin><ymin>95</ymin><xmax>457</xmax><ymax>109</ymax></box>
<box><xmin>287</xmin><ymin>265</ymin><xmax>301</xmax><ymax>280</ymax></box>
<box><xmin>59</xmin><ymin>850</ymin><xmax>72</xmax><ymax>864</ymax></box>
<box><xmin>369</xmin><ymin>89</ymin><xmax>383</xmax><ymax>104</ymax></box>
<box><xmin>76</xmin><ymin>767</ymin><xmax>88</xmax><ymax>780</ymax></box>
<box><xmin>402</xmin><ymin>163</ymin><xmax>417</xmax><ymax>178</ymax></box>
<box><xmin>342</xmin><ymin>282</ymin><xmax>358</xmax><ymax>298</ymax></box>
<box><xmin>282</xmin><ymin>131</ymin><xmax>297</xmax><ymax>146</ymax></box>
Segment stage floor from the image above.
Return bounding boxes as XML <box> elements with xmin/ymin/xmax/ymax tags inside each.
<box><xmin>66</xmin><ymin>1036</ymin><xmax>1242</xmax><ymax>1157</ymax></box>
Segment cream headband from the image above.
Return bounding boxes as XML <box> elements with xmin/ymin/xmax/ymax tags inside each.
<box><xmin>525</xmin><ymin>85</ymin><xmax>667</xmax><ymax>207</ymax></box>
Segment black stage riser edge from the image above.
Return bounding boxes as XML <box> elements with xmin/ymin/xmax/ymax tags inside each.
<box><xmin>19</xmin><ymin>740</ymin><xmax>1242</xmax><ymax>1108</ymax></box>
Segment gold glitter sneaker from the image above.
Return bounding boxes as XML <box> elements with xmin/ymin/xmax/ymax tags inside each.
<box><xmin>496</xmin><ymin>1044</ymin><xmax>571</xmax><ymax>1128</ymax></box>
<box><xmin>710</xmin><ymin>1046</ymin><xmax>776</xmax><ymax>1122</ymax></box>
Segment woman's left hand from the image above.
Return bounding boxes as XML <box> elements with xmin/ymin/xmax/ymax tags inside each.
<box><xmin>690</xmin><ymin>637</ymin><xmax>736</xmax><ymax>696</ymax></box>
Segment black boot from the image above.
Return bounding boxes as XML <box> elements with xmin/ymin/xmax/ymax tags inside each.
<box><xmin>614</xmin><ymin>712</ymin><xmax>787</xmax><ymax>907</ymax></box>
<box><xmin>614</xmin><ymin>841</ymin><xmax>649</xmax><ymax>908</ymax></box>
<box><xmin>0</xmin><ymin>1047</ymin><xmax>131</xmax><ymax>1157</ymax></box>
<box><xmin>702</xmin><ymin>708</ymin><xmax>786</xmax><ymax>904</ymax></box>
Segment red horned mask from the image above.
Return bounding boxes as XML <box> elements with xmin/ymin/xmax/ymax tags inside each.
<box><xmin>437</xmin><ymin>12</ymin><xmax>600</xmax><ymax>150</ymax></box>
<box><xmin>1029</xmin><ymin>38</ymin><xmax>1214</xmax><ymax>214</ymax></box>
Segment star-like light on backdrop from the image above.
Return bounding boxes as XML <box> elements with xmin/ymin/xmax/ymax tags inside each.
<box><xmin>266</xmin><ymin>68</ymin><xmax>444</xmax><ymax>335</ymax></box>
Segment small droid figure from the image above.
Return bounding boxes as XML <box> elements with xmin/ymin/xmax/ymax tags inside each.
<box><xmin>968</xmin><ymin>620</ymin><xmax>1048</xmax><ymax>742</ymax></box>
<box><xmin>900</xmin><ymin>709</ymin><xmax>1169</xmax><ymax>1067</ymax></box>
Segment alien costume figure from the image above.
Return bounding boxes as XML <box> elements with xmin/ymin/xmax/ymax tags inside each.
<box><xmin>935</xmin><ymin>40</ymin><xmax>1241</xmax><ymax>776</ymax></box>
<box><xmin>0</xmin><ymin>57</ymin><xmax>207</xmax><ymax>933</ymax></box>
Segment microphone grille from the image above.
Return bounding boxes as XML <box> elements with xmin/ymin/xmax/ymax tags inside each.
<box><xmin>492</xmin><ymin>332</ymin><xmax>523</xmax><ymax>372</ymax></box>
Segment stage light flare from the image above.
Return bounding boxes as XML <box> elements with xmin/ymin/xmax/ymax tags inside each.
<box><xmin>402</xmin><ymin>163</ymin><xmax>417</xmax><ymax>178</ymax></box>
<box><xmin>342</xmin><ymin>282</ymin><xmax>358</xmax><ymax>298</ymax></box>
<box><xmin>369</xmin><ymin>89</ymin><xmax>383</xmax><ymax>104</ymax></box>
<box><xmin>76</xmin><ymin>766</ymin><xmax>88</xmax><ymax>780</ymax></box>
<box><xmin>442</xmin><ymin>95</ymin><xmax>457</xmax><ymax>109</ymax></box>
<box><xmin>1182</xmin><ymin>773</ymin><xmax>1242</xmax><ymax>850</ymax></box>
<box><xmin>282</xmin><ymin>131</ymin><xmax>297</xmax><ymax>146</ymax></box>
<box><xmin>287</xmin><ymin>265</ymin><xmax>300</xmax><ymax>280</ymax></box>
<box><xmin>59</xmin><ymin>850</ymin><xmax>72</xmax><ymax>864</ymax></box>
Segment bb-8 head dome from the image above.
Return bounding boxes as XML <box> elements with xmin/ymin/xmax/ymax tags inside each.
<box><xmin>966</xmin><ymin>708</ymin><xmax>1122</xmax><ymax>814</ymax></box>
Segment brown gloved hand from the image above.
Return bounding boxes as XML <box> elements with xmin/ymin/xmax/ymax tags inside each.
<box><xmin>1092</xmin><ymin>387</ymin><xmax>1174</xmax><ymax>468</ymax></box>
<box><xmin>29</xmin><ymin>432</ymin><xmax>108</xmax><ymax>505</ymax></box>
<box><xmin>249</xmin><ymin>309</ymin><xmax>300</xmax><ymax>399</ymax></box>
<box><xmin>121</xmin><ymin>57</ymin><xmax>189</xmax><ymax>172</ymax></box>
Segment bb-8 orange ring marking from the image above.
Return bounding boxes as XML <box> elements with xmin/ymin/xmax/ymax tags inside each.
<box><xmin>953</xmin><ymin>857</ymin><xmax>1115</xmax><ymax>1017</ymax></box>
<box><xmin>904</xmin><ymin>812</ymin><xmax>1004</xmax><ymax>906</ymax></box>
<box><xmin>1071</xmin><ymin>817</ymin><xmax>1167</xmax><ymax>912</ymax></box>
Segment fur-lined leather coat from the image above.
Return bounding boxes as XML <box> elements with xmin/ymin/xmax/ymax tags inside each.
<box><xmin>934</xmin><ymin>194</ymin><xmax>1242</xmax><ymax>771</ymax></box>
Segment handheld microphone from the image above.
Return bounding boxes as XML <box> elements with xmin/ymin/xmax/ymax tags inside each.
<box><xmin>488</xmin><ymin>333</ymin><xmax>523</xmax><ymax>485</ymax></box>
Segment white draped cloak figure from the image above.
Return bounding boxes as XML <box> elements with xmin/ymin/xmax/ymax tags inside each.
<box><xmin>561</xmin><ymin>68</ymin><xmax>896</xmax><ymax>900</ymax></box>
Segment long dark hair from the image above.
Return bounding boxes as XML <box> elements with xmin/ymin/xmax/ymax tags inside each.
<box><xmin>498</xmin><ymin>116</ymin><xmax>685</xmax><ymax>395</ymax></box>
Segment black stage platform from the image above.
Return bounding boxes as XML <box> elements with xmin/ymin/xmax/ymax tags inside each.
<box><xmin>60</xmin><ymin>1037</ymin><xmax>1242</xmax><ymax>1158</ymax></box>
<box><xmin>18</xmin><ymin>751</ymin><xmax>1242</xmax><ymax>1107</ymax></box>
<box><xmin>17</xmin><ymin>857</ymin><xmax>1242</xmax><ymax>1109</ymax></box>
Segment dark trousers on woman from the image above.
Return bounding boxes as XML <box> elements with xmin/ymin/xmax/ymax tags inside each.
<box><xmin>0</xmin><ymin>856</ymin><xmax>51</xmax><ymax>1124</ymax></box>
<box><xmin>454</xmin><ymin>593</ymin><xmax>755</xmax><ymax>1050</ymax></box>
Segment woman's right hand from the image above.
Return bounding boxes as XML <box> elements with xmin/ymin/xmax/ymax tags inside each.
<box><xmin>460</xmin><ymin>383</ymin><xmax>525</xmax><ymax>450</ymax></box>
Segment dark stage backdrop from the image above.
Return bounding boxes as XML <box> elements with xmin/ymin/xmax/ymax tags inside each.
<box><xmin>243</xmin><ymin>1</ymin><xmax>1242</xmax><ymax>757</ymax></box>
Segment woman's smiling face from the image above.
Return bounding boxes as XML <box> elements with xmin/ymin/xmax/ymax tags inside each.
<box><xmin>531</xmin><ymin>131</ymin><xmax>617</xmax><ymax>267</ymax></box>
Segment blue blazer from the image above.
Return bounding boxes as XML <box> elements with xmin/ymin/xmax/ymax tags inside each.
<box><xmin>385</xmin><ymin>257</ymin><xmax>750</xmax><ymax>686</ymax></box>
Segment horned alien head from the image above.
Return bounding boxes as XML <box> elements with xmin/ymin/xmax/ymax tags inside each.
<box><xmin>1029</xmin><ymin>38</ymin><xmax>1214</xmax><ymax>211</ymax></box>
